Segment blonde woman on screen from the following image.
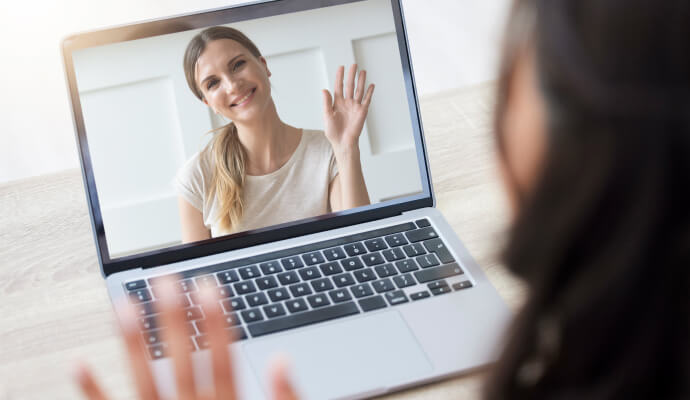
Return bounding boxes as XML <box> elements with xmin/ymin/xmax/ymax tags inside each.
<box><xmin>176</xmin><ymin>26</ymin><xmax>374</xmax><ymax>242</ymax></box>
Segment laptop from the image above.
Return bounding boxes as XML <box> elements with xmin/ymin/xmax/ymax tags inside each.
<box><xmin>61</xmin><ymin>0</ymin><xmax>511</xmax><ymax>398</ymax></box>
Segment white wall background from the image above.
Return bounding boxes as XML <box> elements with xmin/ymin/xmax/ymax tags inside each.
<box><xmin>0</xmin><ymin>0</ymin><xmax>510</xmax><ymax>185</ymax></box>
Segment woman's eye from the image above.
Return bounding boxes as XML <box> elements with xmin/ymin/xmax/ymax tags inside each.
<box><xmin>207</xmin><ymin>79</ymin><xmax>218</xmax><ymax>90</ymax></box>
<box><xmin>233</xmin><ymin>60</ymin><xmax>246</xmax><ymax>71</ymax></box>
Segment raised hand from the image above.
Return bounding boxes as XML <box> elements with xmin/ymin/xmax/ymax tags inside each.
<box><xmin>322</xmin><ymin>64</ymin><xmax>375</xmax><ymax>157</ymax></box>
<box><xmin>74</xmin><ymin>277</ymin><xmax>299</xmax><ymax>400</ymax></box>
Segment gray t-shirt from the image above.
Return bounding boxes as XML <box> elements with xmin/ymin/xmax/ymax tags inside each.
<box><xmin>175</xmin><ymin>129</ymin><xmax>338</xmax><ymax>237</ymax></box>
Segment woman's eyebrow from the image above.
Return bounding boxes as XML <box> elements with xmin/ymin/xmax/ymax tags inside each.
<box><xmin>199</xmin><ymin>54</ymin><xmax>244</xmax><ymax>87</ymax></box>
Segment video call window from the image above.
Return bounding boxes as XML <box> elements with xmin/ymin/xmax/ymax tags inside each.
<box><xmin>72</xmin><ymin>0</ymin><xmax>423</xmax><ymax>258</ymax></box>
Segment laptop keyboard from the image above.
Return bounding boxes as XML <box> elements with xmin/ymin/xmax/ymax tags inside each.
<box><xmin>124</xmin><ymin>219</ymin><xmax>473</xmax><ymax>360</ymax></box>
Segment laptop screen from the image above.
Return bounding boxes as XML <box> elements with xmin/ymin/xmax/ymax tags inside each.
<box><xmin>64</xmin><ymin>0</ymin><xmax>432</xmax><ymax>272</ymax></box>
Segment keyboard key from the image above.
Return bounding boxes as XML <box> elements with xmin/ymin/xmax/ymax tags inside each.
<box><xmin>324</xmin><ymin>247</ymin><xmax>347</xmax><ymax>261</ymax></box>
<box><xmin>217</xmin><ymin>270</ymin><xmax>239</xmax><ymax>284</ymax></box>
<box><xmin>395</xmin><ymin>259</ymin><xmax>419</xmax><ymax>273</ymax></box>
<box><xmin>233</xmin><ymin>281</ymin><xmax>257</xmax><ymax>295</ymax></box>
<box><xmin>277</xmin><ymin>271</ymin><xmax>299</xmax><ymax>285</ymax></box>
<box><xmin>359</xmin><ymin>295</ymin><xmax>387</xmax><ymax>312</ymax></box>
<box><xmin>184</xmin><ymin>306</ymin><xmax>203</xmax><ymax>321</ymax></box>
<box><xmin>136</xmin><ymin>301</ymin><xmax>157</xmax><ymax>317</ymax></box>
<box><xmin>267</xmin><ymin>287</ymin><xmax>290</xmax><ymax>302</ymax></box>
<box><xmin>263</xmin><ymin>303</ymin><xmax>287</xmax><ymax>318</ymax></box>
<box><xmin>402</xmin><ymin>243</ymin><xmax>426</xmax><ymax>257</ymax></box>
<box><xmin>385</xmin><ymin>290</ymin><xmax>409</xmax><ymax>305</ymax></box>
<box><xmin>428</xmin><ymin>280</ymin><xmax>449</xmax><ymax>290</ymax></box>
<box><xmin>384</xmin><ymin>233</ymin><xmax>408</xmax><ymax>247</ymax></box>
<box><xmin>214</xmin><ymin>285</ymin><xmax>233</xmax><ymax>298</ymax></box>
<box><xmin>374</xmin><ymin>263</ymin><xmax>398</xmax><ymax>278</ymax></box>
<box><xmin>452</xmin><ymin>281</ymin><xmax>473</xmax><ymax>290</ymax></box>
<box><xmin>222</xmin><ymin>297</ymin><xmax>246</xmax><ymax>312</ymax></box>
<box><xmin>130</xmin><ymin>288</ymin><xmax>152</xmax><ymax>303</ymax></box>
<box><xmin>248</xmin><ymin>302</ymin><xmax>359</xmax><ymax>337</ymax></box>
<box><xmin>289</xmin><ymin>282</ymin><xmax>313</xmax><ymax>297</ymax></box>
<box><xmin>241</xmin><ymin>308</ymin><xmax>264</xmax><ymax>323</ymax></box>
<box><xmin>302</xmin><ymin>251</ymin><xmax>325</xmax><ymax>265</ymax></box>
<box><xmin>431</xmin><ymin>286</ymin><xmax>452</xmax><ymax>296</ymax></box>
<box><xmin>281</xmin><ymin>256</ymin><xmax>304</xmax><ymax>270</ymax></box>
<box><xmin>223</xmin><ymin>313</ymin><xmax>241</xmax><ymax>327</ymax></box>
<box><xmin>364</xmin><ymin>238</ymin><xmax>388</xmax><ymax>252</ymax></box>
<box><xmin>328</xmin><ymin>288</ymin><xmax>352</xmax><ymax>303</ymax></box>
<box><xmin>259</xmin><ymin>261</ymin><xmax>282</xmax><ymax>275</ymax></box>
<box><xmin>256</xmin><ymin>276</ymin><xmax>278</xmax><ymax>290</ymax></box>
<box><xmin>410</xmin><ymin>291</ymin><xmax>430</xmax><ymax>301</ymax></box>
<box><xmin>382</xmin><ymin>247</ymin><xmax>406</xmax><ymax>262</ymax></box>
<box><xmin>286</xmin><ymin>298</ymin><xmax>309</xmax><ymax>313</ymax></box>
<box><xmin>405</xmin><ymin>227</ymin><xmax>439</xmax><ymax>243</ymax></box>
<box><xmin>372</xmin><ymin>279</ymin><xmax>395</xmax><ymax>293</ymax></box>
<box><xmin>423</xmin><ymin>238</ymin><xmax>455</xmax><ymax>264</ymax></box>
<box><xmin>125</xmin><ymin>280</ymin><xmax>146</xmax><ymax>291</ymax></box>
<box><xmin>307</xmin><ymin>293</ymin><xmax>331</xmax><ymax>308</ymax></box>
<box><xmin>415</xmin><ymin>219</ymin><xmax>431</xmax><ymax>228</ymax></box>
<box><xmin>319</xmin><ymin>262</ymin><xmax>343</xmax><ymax>276</ymax></box>
<box><xmin>140</xmin><ymin>316</ymin><xmax>158</xmax><ymax>331</ymax></box>
<box><xmin>299</xmin><ymin>266</ymin><xmax>322</xmax><ymax>281</ymax></box>
<box><xmin>341</xmin><ymin>257</ymin><xmax>364</xmax><ymax>271</ymax></box>
<box><xmin>333</xmin><ymin>273</ymin><xmax>356</xmax><ymax>288</ymax></box>
<box><xmin>149</xmin><ymin>344</ymin><xmax>166</xmax><ymax>359</ymax></box>
<box><xmin>238</xmin><ymin>266</ymin><xmax>260</xmax><ymax>280</ymax></box>
<box><xmin>343</xmin><ymin>242</ymin><xmax>367</xmax><ymax>256</ymax></box>
<box><xmin>416</xmin><ymin>253</ymin><xmax>440</xmax><ymax>269</ymax></box>
<box><xmin>229</xmin><ymin>326</ymin><xmax>248</xmax><ymax>341</ymax></box>
<box><xmin>350</xmin><ymin>283</ymin><xmax>374</xmax><ymax>298</ymax></box>
<box><xmin>393</xmin><ymin>274</ymin><xmax>416</xmax><ymax>288</ymax></box>
<box><xmin>246</xmin><ymin>292</ymin><xmax>269</xmax><ymax>307</ymax></box>
<box><xmin>353</xmin><ymin>269</ymin><xmax>376</xmax><ymax>283</ymax></box>
<box><xmin>311</xmin><ymin>278</ymin><xmax>334</xmax><ymax>292</ymax></box>
<box><xmin>414</xmin><ymin>263</ymin><xmax>464</xmax><ymax>283</ymax></box>
<box><xmin>195</xmin><ymin>275</ymin><xmax>218</xmax><ymax>288</ymax></box>
<box><xmin>362</xmin><ymin>252</ymin><xmax>385</xmax><ymax>266</ymax></box>
<box><xmin>142</xmin><ymin>329</ymin><xmax>162</xmax><ymax>345</ymax></box>
<box><xmin>174</xmin><ymin>279</ymin><xmax>197</xmax><ymax>293</ymax></box>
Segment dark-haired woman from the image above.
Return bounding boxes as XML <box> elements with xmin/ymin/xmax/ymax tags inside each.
<box><xmin>75</xmin><ymin>0</ymin><xmax>690</xmax><ymax>398</ymax></box>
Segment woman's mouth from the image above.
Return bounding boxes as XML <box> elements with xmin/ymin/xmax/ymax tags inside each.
<box><xmin>230</xmin><ymin>88</ymin><xmax>256</xmax><ymax>107</ymax></box>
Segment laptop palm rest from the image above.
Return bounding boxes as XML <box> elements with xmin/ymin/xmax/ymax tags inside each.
<box><xmin>244</xmin><ymin>310</ymin><xmax>433</xmax><ymax>399</ymax></box>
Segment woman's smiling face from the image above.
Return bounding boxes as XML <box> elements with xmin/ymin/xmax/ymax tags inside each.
<box><xmin>195</xmin><ymin>38</ymin><xmax>272</xmax><ymax>123</ymax></box>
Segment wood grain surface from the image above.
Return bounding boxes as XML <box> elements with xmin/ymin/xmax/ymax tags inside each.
<box><xmin>0</xmin><ymin>82</ymin><xmax>526</xmax><ymax>400</ymax></box>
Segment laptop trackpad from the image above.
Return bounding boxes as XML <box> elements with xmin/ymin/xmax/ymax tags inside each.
<box><xmin>244</xmin><ymin>310</ymin><xmax>433</xmax><ymax>399</ymax></box>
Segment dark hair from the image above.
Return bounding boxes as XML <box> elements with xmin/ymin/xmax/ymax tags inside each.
<box><xmin>488</xmin><ymin>0</ymin><xmax>690</xmax><ymax>398</ymax></box>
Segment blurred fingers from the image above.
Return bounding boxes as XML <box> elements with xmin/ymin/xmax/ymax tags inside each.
<box><xmin>322</xmin><ymin>90</ymin><xmax>334</xmax><ymax>115</ymax></box>
<box><xmin>118</xmin><ymin>301</ymin><xmax>160</xmax><ymax>399</ymax></box>
<box><xmin>199</xmin><ymin>287</ymin><xmax>236</xmax><ymax>400</ymax></box>
<box><xmin>334</xmin><ymin>66</ymin><xmax>345</xmax><ymax>98</ymax></box>
<box><xmin>362</xmin><ymin>84</ymin><xmax>375</xmax><ymax>108</ymax></box>
<box><xmin>344</xmin><ymin>64</ymin><xmax>357</xmax><ymax>99</ymax></box>
<box><xmin>157</xmin><ymin>277</ymin><xmax>196</xmax><ymax>399</ymax></box>
<box><xmin>354</xmin><ymin>70</ymin><xmax>366</xmax><ymax>103</ymax></box>
<box><xmin>269</xmin><ymin>356</ymin><xmax>299</xmax><ymax>400</ymax></box>
<box><xmin>74</xmin><ymin>363</ymin><xmax>110</xmax><ymax>400</ymax></box>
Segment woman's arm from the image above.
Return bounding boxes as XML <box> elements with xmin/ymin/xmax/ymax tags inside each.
<box><xmin>177</xmin><ymin>196</ymin><xmax>211</xmax><ymax>243</ymax></box>
<box><xmin>323</xmin><ymin>64</ymin><xmax>374</xmax><ymax>211</ymax></box>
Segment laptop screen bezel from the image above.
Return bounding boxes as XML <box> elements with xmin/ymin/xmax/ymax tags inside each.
<box><xmin>61</xmin><ymin>0</ymin><xmax>435</xmax><ymax>278</ymax></box>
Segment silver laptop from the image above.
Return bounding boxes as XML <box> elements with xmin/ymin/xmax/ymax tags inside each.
<box><xmin>62</xmin><ymin>0</ymin><xmax>511</xmax><ymax>398</ymax></box>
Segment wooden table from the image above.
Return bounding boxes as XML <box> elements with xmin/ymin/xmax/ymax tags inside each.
<box><xmin>0</xmin><ymin>82</ymin><xmax>526</xmax><ymax>400</ymax></box>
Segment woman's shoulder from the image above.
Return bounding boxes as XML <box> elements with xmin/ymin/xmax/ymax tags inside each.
<box><xmin>177</xmin><ymin>149</ymin><xmax>213</xmax><ymax>186</ymax></box>
<box><xmin>301</xmin><ymin>129</ymin><xmax>333</xmax><ymax>154</ymax></box>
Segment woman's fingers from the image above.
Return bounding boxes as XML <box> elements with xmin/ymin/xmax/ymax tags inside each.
<box><xmin>334</xmin><ymin>66</ymin><xmax>345</xmax><ymax>98</ymax></box>
<box><xmin>362</xmin><ymin>84</ymin><xmax>375</xmax><ymax>108</ymax></box>
<box><xmin>269</xmin><ymin>356</ymin><xmax>299</xmax><ymax>400</ymax></box>
<box><xmin>157</xmin><ymin>277</ymin><xmax>197</xmax><ymax>400</ymax></box>
<box><xmin>354</xmin><ymin>70</ymin><xmax>366</xmax><ymax>103</ymax></box>
<box><xmin>322</xmin><ymin>89</ymin><xmax>334</xmax><ymax>115</ymax></box>
<box><xmin>199</xmin><ymin>287</ymin><xmax>237</xmax><ymax>400</ymax></box>
<box><xmin>118</xmin><ymin>301</ymin><xmax>161</xmax><ymax>400</ymax></box>
<box><xmin>344</xmin><ymin>64</ymin><xmax>357</xmax><ymax>99</ymax></box>
<box><xmin>74</xmin><ymin>363</ymin><xmax>110</xmax><ymax>400</ymax></box>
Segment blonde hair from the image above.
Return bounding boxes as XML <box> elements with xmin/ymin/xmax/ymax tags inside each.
<box><xmin>183</xmin><ymin>26</ymin><xmax>263</xmax><ymax>233</ymax></box>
